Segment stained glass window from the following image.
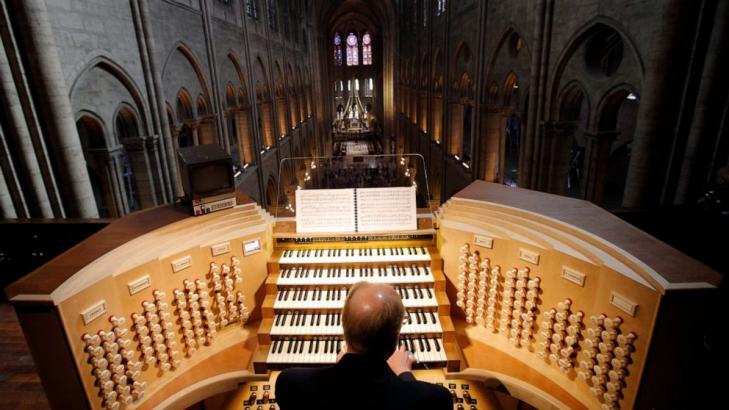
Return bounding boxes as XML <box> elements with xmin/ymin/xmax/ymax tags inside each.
<box><xmin>346</xmin><ymin>33</ymin><xmax>359</xmax><ymax>66</ymax></box>
<box><xmin>334</xmin><ymin>33</ymin><xmax>343</xmax><ymax>66</ymax></box>
<box><xmin>362</xmin><ymin>32</ymin><xmax>372</xmax><ymax>65</ymax></box>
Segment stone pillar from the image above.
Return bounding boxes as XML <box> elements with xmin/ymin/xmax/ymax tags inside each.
<box><xmin>0</xmin><ymin>32</ymin><xmax>54</xmax><ymax>217</ymax></box>
<box><xmin>146</xmin><ymin>135</ymin><xmax>166</xmax><ymax>204</ymax></box>
<box><xmin>543</xmin><ymin>121</ymin><xmax>578</xmax><ymax>196</ymax></box>
<box><xmin>109</xmin><ymin>148</ymin><xmax>130</xmax><ymax>216</ymax></box>
<box><xmin>583</xmin><ymin>130</ymin><xmax>619</xmax><ymax>205</ymax></box>
<box><xmin>130</xmin><ymin>0</ymin><xmax>169</xmax><ymax>204</ymax></box>
<box><xmin>191</xmin><ymin>127</ymin><xmax>200</xmax><ymax>146</ymax></box>
<box><xmin>289</xmin><ymin>93</ymin><xmax>298</xmax><ymax>129</ymax></box>
<box><xmin>448</xmin><ymin>103</ymin><xmax>464</xmax><ymax>156</ymax></box>
<box><xmin>674</xmin><ymin>0</ymin><xmax>729</xmax><ymax>204</ymax></box>
<box><xmin>480</xmin><ymin>106</ymin><xmax>509</xmax><ymax>182</ymax></box>
<box><xmin>124</xmin><ymin>137</ymin><xmax>157</xmax><ymax>208</ymax></box>
<box><xmin>198</xmin><ymin>117</ymin><xmax>217</xmax><ymax>145</ymax></box>
<box><xmin>276</xmin><ymin>96</ymin><xmax>288</xmax><ymax>138</ymax></box>
<box><xmin>261</xmin><ymin>102</ymin><xmax>275</xmax><ymax>147</ymax></box>
<box><xmin>12</xmin><ymin>0</ymin><xmax>98</xmax><ymax>217</ymax></box>
<box><xmin>623</xmin><ymin>0</ymin><xmax>703</xmax><ymax>207</ymax></box>
<box><xmin>236</xmin><ymin>110</ymin><xmax>254</xmax><ymax>164</ymax></box>
<box><xmin>138</xmin><ymin>0</ymin><xmax>179</xmax><ymax>199</ymax></box>
<box><xmin>0</xmin><ymin>162</ymin><xmax>17</xmax><ymax>218</ymax></box>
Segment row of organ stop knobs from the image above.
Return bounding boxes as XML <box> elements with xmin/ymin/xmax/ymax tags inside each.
<box><xmin>455</xmin><ymin>243</ymin><xmax>637</xmax><ymax>409</ymax></box>
<box><xmin>80</xmin><ymin>256</ymin><xmax>251</xmax><ymax>409</ymax></box>
<box><xmin>82</xmin><ymin>315</ymin><xmax>146</xmax><ymax>410</ymax></box>
<box><xmin>455</xmin><ymin>244</ymin><xmax>541</xmax><ymax>348</ymax></box>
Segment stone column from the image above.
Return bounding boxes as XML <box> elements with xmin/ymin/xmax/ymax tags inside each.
<box><xmin>138</xmin><ymin>0</ymin><xmax>179</xmax><ymax>199</ymax></box>
<box><xmin>0</xmin><ymin>31</ymin><xmax>54</xmax><ymax>217</ymax></box>
<box><xmin>130</xmin><ymin>0</ymin><xmax>170</xmax><ymax>203</ymax></box>
<box><xmin>480</xmin><ymin>106</ymin><xmax>509</xmax><ymax>182</ymax></box>
<box><xmin>0</xmin><ymin>161</ymin><xmax>17</xmax><ymax>218</ymax></box>
<box><xmin>124</xmin><ymin>137</ymin><xmax>157</xmax><ymax>208</ymax></box>
<box><xmin>674</xmin><ymin>0</ymin><xmax>729</xmax><ymax>204</ymax></box>
<box><xmin>191</xmin><ymin>126</ymin><xmax>200</xmax><ymax>146</ymax></box>
<box><xmin>236</xmin><ymin>109</ymin><xmax>254</xmax><ymax>164</ymax></box>
<box><xmin>12</xmin><ymin>0</ymin><xmax>97</xmax><ymax>217</ymax></box>
<box><xmin>543</xmin><ymin>121</ymin><xmax>578</xmax><ymax>196</ymax></box>
<box><xmin>146</xmin><ymin>135</ymin><xmax>166</xmax><ymax>204</ymax></box>
<box><xmin>108</xmin><ymin>148</ymin><xmax>129</xmax><ymax>216</ymax></box>
<box><xmin>623</xmin><ymin>0</ymin><xmax>703</xmax><ymax>207</ymax></box>
<box><xmin>583</xmin><ymin>130</ymin><xmax>619</xmax><ymax>205</ymax></box>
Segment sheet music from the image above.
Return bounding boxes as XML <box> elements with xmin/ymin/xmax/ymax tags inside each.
<box><xmin>296</xmin><ymin>189</ymin><xmax>356</xmax><ymax>233</ymax></box>
<box><xmin>356</xmin><ymin>186</ymin><xmax>417</xmax><ymax>232</ymax></box>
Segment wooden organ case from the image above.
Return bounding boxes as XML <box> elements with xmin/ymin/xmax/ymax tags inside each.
<box><xmin>5</xmin><ymin>182</ymin><xmax>720</xmax><ymax>410</ymax></box>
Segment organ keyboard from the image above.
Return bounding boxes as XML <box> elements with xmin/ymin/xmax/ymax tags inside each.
<box><xmin>276</xmin><ymin>265</ymin><xmax>434</xmax><ymax>285</ymax></box>
<box><xmin>279</xmin><ymin>246</ymin><xmax>431</xmax><ymax>264</ymax></box>
<box><xmin>269</xmin><ymin>310</ymin><xmax>443</xmax><ymax>335</ymax></box>
<box><xmin>271</xmin><ymin>286</ymin><xmax>439</xmax><ymax>309</ymax></box>
<box><xmin>264</xmin><ymin>336</ymin><xmax>448</xmax><ymax>365</ymax></box>
<box><xmin>4</xmin><ymin>182</ymin><xmax>720</xmax><ymax>410</ymax></box>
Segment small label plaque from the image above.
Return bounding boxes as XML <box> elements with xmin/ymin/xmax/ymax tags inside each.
<box><xmin>243</xmin><ymin>239</ymin><xmax>261</xmax><ymax>256</ymax></box>
<box><xmin>127</xmin><ymin>275</ymin><xmax>151</xmax><ymax>295</ymax></box>
<box><xmin>610</xmin><ymin>291</ymin><xmax>638</xmax><ymax>317</ymax></box>
<box><xmin>171</xmin><ymin>255</ymin><xmax>192</xmax><ymax>272</ymax></box>
<box><xmin>519</xmin><ymin>248</ymin><xmax>540</xmax><ymax>265</ymax></box>
<box><xmin>81</xmin><ymin>300</ymin><xmax>107</xmax><ymax>325</ymax></box>
<box><xmin>473</xmin><ymin>235</ymin><xmax>493</xmax><ymax>249</ymax></box>
<box><xmin>560</xmin><ymin>267</ymin><xmax>586</xmax><ymax>287</ymax></box>
<box><xmin>211</xmin><ymin>242</ymin><xmax>231</xmax><ymax>256</ymax></box>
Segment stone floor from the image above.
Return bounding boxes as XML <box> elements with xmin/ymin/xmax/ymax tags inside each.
<box><xmin>0</xmin><ymin>303</ymin><xmax>49</xmax><ymax>409</ymax></box>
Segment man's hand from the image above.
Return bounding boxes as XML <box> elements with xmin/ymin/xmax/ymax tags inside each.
<box><xmin>387</xmin><ymin>344</ymin><xmax>417</xmax><ymax>376</ymax></box>
<box><xmin>336</xmin><ymin>341</ymin><xmax>347</xmax><ymax>362</ymax></box>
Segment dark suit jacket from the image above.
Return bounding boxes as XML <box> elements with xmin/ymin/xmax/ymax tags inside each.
<box><xmin>275</xmin><ymin>353</ymin><xmax>452</xmax><ymax>410</ymax></box>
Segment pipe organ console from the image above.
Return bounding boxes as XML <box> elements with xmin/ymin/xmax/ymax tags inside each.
<box><xmin>5</xmin><ymin>182</ymin><xmax>720</xmax><ymax>410</ymax></box>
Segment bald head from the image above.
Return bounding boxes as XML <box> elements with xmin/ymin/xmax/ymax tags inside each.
<box><xmin>342</xmin><ymin>282</ymin><xmax>404</xmax><ymax>359</ymax></box>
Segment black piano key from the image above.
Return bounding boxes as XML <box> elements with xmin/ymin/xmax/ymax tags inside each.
<box><xmin>417</xmin><ymin>288</ymin><xmax>424</xmax><ymax>298</ymax></box>
<box><xmin>434</xmin><ymin>338</ymin><xmax>441</xmax><ymax>351</ymax></box>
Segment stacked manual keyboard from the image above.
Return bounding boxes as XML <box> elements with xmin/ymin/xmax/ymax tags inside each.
<box><xmin>254</xmin><ymin>242</ymin><xmax>460</xmax><ymax>373</ymax></box>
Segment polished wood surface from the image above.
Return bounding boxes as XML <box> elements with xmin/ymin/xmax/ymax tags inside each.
<box><xmin>0</xmin><ymin>303</ymin><xmax>49</xmax><ymax>410</ymax></box>
<box><xmin>4</xmin><ymin>182</ymin><xmax>719</xmax><ymax>410</ymax></box>
<box><xmin>455</xmin><ymin>181</ymin><xmax>721</xmax><ymax>287</ymax></box>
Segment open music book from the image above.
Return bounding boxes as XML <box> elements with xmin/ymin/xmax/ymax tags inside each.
<box><xmin>295</xmin><ymin>186</ymin><xmax>417</xmax><ymax>233</ymax></box>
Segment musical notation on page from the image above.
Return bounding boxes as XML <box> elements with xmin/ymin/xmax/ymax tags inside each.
<box><xmin>296</xmin><ymin>189</ymin><xmax>356</xmax><ymax>233</ymax></box>
<box><xmin>356</xmin><ymin>187</ymin><xmax>417</xmax><ymax>232</ymax></box>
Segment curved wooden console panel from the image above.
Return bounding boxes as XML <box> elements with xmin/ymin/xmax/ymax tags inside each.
<box><xmin>5</xmin><ymin>183</ymin><xmax>719</xmax><ymax>410</ymax></box>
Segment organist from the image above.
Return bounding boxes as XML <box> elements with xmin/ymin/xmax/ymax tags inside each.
<box><xmin>275</xmin><ymin>281</ymin><xmax>451</xmax><ymax>410</ymax></box>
